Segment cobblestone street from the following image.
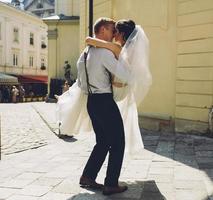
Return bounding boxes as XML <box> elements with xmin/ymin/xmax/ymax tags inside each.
<box><xmin>0</xmin><ymin>103</ymin><xmax>55</xmax><ymax>155</ymax></box>
<box><xmin>0</xmin><ymin>102</ymin><xmax>213</xmax><ymax>200</ymax></box>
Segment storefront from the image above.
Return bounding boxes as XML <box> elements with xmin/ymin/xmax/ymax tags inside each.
<box><xmin>0</xmin><ymin>73</ymin><xmax>19</xmax><ymax>103</ymax></box>
<box><xmin>15</xmin><ymin>75</ymin><xmax>48</xmax><ymax>98</ymax></box>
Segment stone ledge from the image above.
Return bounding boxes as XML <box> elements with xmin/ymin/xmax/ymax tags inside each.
<box><xmin>139</xmin><ymin>115</ymin><xmax>174</xmax><ymax>133</ymax></box>
<box><xmin>139</xmin><ymin>116</ymin><xmax>213</xmax><ymax>136</ymax></box>
<box><xmin>175</xmin><ymin>119</ymin><xmax>210</xmax><ymax>136</ymax></box>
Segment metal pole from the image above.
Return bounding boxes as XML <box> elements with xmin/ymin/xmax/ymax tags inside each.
<box><xmin>89</xmin><ymin>0</ymin><xmax>93</xmax><ymax>37</ymax></box>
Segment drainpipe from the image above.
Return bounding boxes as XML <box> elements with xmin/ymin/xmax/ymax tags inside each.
<box><xmin>89</xmin><ymin>0</ymin><xmax>93</xmax><ymax>37</ymax></box>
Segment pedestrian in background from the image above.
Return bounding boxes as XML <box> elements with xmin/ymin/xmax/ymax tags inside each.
<box><xmin>11</xmin><ymin>86</ymin><xmax>19</xmax><ymax>103</ymax></box>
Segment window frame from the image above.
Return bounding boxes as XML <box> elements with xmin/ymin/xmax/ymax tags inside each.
<box><xmin>13</xmin><ymin>27</ymin><xmax>19</xmax><ymax>43</ymax></box>
<box><xmin>13</xmin><ymin>53</ymin><xmax>18</xmax><ymax>66</ymax></box>
<box><xmin>30</xmin><ymin>32</ymin><xmax>34</xmax><ymax>46</ymax></box>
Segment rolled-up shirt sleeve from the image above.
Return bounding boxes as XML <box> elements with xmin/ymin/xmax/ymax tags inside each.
<box><xmin>101</xmin><ymin>49</ymin><xmax>131</xmax><ymax>83</ymax></box>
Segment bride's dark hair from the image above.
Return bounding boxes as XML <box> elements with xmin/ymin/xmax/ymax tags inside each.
<box><xmin>115</xmin><ymin>19</ymin><xmax>135</xmax><ymax>42</ymax></box>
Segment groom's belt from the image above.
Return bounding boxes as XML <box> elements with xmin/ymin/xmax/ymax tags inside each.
<box><xmin>88</xmin><ymin>92</ymin><xmax>112</xmax><ymax>96</ymax></box>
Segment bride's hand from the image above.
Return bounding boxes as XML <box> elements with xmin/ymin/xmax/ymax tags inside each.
<box><xmin>112</xmin><ymin>82</ymin><xmax>128</xmax><ymax>88</ymax></box>
<box><xmin>85</xmin><ymin>37</ymin><xmax>94</xmax><ymax>46</ymax></box>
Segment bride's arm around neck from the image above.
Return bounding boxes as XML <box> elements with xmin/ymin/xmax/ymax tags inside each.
<box><xmin>85</xmin><ymin>37</ymin><xmax>122</xmax><ymax>59</ymax></box>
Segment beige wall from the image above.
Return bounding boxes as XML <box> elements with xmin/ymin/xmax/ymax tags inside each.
<box><xmin>79</xmin><ymin>0</ymin><xmax>87</xmax><ymax>51</ymax></box>
<box><xmin>45</xmin><ymin>20</ymin><xmax>79</xmax><ymax>82</ymax></box>
<box><xmin>176</xmin><ymin>0</ymin><xmax>213</xmax><ymax>124</ymax></box>
<box><xmin>57</xmin><ymin>22</ymin><xmax>79</xmax><ymax>78</ymax></box>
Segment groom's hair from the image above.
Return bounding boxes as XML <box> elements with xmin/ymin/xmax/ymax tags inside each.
<box><xmin>94</xmin><ymin>17</ymin><xmax>115</xmax><ymax>34</ymax></box>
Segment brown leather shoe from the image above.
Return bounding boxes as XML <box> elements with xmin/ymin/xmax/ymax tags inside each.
<box><xmin>79</xmin><ymin>176</ymin><xmax>104</xmax><ymax>190</ymax></box>
<box><xmin>103</xmin><ymin>185</ymin><xmax>128</xmax><ymax>195</ymax></box>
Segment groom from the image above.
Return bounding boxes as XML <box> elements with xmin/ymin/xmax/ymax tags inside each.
<box><xmin>77</xmin><ymin>17</ymin><xmax>130</xmax><ymax>195</ymax></box>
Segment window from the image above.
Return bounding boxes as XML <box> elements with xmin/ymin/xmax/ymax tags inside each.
<box><xmin>13</xmin><ymin>28</ymin><xmax>19</xmax><ymax>43</ymax></box>
<box><xmin>29</xmin><ymin>56</ymin><xmax>34</xmax><ymax>67</ymax></box>
<box><xmin>30</xmin><ymin>33</ymin><xmax>34</xmax><ymax>45</ymax></box>
<box><xmin>41</xmin><ymin>58</ymin><xmax>45</xmax><ymax>66</ymax></box>
<box><xmin>40</xmin><ymin>58</ymin><xmax>46</xmax><ymax>70</ymax></box>
<box><xmin>41</xmin><ymin>36</ymin><xmax>47</xmax><ymax>48</ymax></box>
<box><xmin>13</xmin><ymin>53</ymin><xmax>18</xmax><ymax>66</ymax></box>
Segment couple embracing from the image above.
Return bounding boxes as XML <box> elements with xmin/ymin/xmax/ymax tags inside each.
<box><xmin>56</xmin><ymin>17</ymin><xmax>152</xmax><ymax>195</ymax></box>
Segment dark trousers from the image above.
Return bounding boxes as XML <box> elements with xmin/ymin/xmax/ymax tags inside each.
<box><xmin>82</xmin><ymin>93</ymin><xmax>125</xmax><ymax>187</ymax></box>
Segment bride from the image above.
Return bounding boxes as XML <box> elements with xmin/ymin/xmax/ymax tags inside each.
<box><xmin>56</xmin><ymin>19</ymin><xmax>152</xmax><ymax>155</ymax></box>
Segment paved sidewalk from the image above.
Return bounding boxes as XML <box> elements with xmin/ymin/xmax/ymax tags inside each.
<box><xmin>0</xmin><ymin>102</ymin><xmax>213</xmax><ymax>200</ymax></box>
<box><xmin>0</xmin><ymin>103</ymin><xmax>54</xmax><ymax>155</ymax></box>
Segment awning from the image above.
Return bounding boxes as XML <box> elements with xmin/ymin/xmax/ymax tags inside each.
<box><xmin>17</xmin><ymin>75</ymin><xmax>48</xmax><ymax>83</ymax></box>
<box><xmin>0</xmin><ymin>73</ymin><xmax>19</xmax><ymax>85</ymax></box>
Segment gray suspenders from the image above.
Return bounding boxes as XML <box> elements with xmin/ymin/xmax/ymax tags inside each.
<box><xmin>84</xmin><ymin>47</ymin><xmax>99</xmax><ymax>94</ymax></box>
<box><xmin>83</xmin><ymin>47</ymin><xmax>92</xmax><ymax>94</ymax></box>
<box><xmin>83</xmin><ymin>46</ymin><xmax>113</xmax><ymax>95</ymax></box>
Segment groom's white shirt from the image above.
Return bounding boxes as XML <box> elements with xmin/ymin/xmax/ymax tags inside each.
<box><xmin>77</xmin><ymin>47</ymin><xmax>130</xmax><ymax>94</ymax></box>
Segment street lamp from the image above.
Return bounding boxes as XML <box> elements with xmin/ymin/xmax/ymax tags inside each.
<box><xmin>89</xmin><ymin>0</ymin><xmax>93</xmax><ymax>37</ymax></box>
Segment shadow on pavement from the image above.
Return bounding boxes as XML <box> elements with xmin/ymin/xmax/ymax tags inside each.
<box><xmin>68</xmin><ymin>180</ymin><xmax>166</xmax><ymax>200</ymax></box>
<box><xmin>57</xmin><ymin>135</ymin><xmax>78</xmax><ymax>142</ymax></box>
<box><xmin>141</xmin><ymin>129</ymin><xmax>213</xmax><ymax>199</ymax></box>
<box><xmin>141</xmin><ymin>129</ymin><xmax>213</xmax><ymax>168</ymax></box>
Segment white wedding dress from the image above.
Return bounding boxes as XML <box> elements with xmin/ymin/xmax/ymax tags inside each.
<box><xmin>56</xmin><ymin>25</ymin><xmax>152</xmax><ymax>155</ymax></box>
